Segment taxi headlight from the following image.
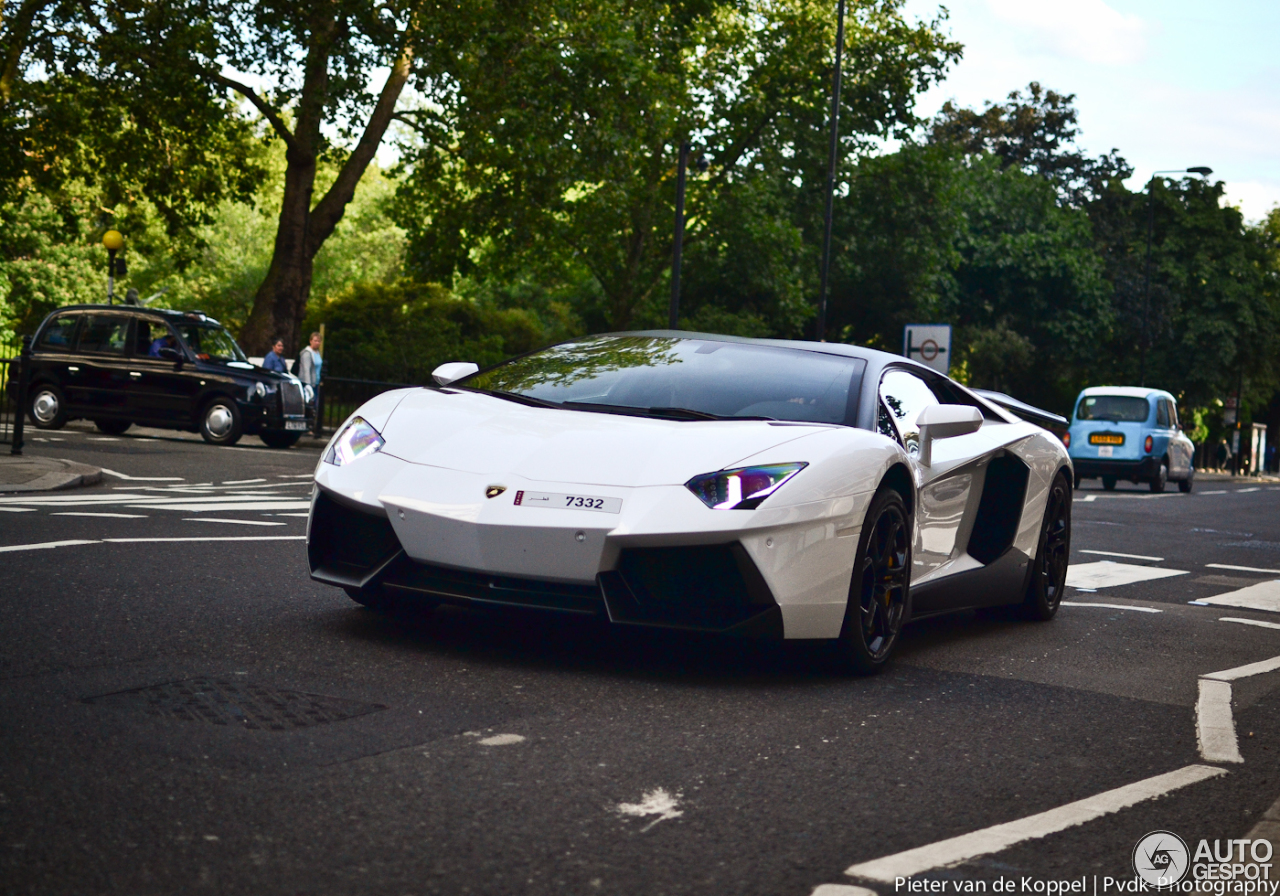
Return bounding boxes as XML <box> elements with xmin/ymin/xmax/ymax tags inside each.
<box><xmin>254</xmin><ymin>382</ymin><xmax>266</xmax><ymax>399</ymax></box>
<box><xmin>324</xmin><ymin>417</ymin><xmax>385</xmax><ymax>467</ymax></box>
<box><xmin>685</xmin><ymin>463</ymin><xmax>807</xmax><ymax>510</ymax></box>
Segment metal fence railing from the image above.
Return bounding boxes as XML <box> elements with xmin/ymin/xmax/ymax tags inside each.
<box><xmin>317</xmin><ymin>376</ymin><xmax>418</xmax><ymax>434</ymax></box>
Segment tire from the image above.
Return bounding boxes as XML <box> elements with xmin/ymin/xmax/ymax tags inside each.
<box><xmin>1073</xmin><ymin>472</ymin><xmax>1081</xmax><ymax>490</ymax></box>
<box><xmin>1150</xmin><ymin>462</ymin><xmax>1167</xmax><ymax>493</ymax></box>
<box><xmin>1179</xmin><ymin>470</ymin><xmax>1194</xmax><ymax>493</ymax></box>
<box><xmin>1024</xmin><ymin>472</ymin><xmax>1071</xmax><ymax>621</ymax></box>
<box><xmin>29</xmin><ymin>384</ymin><xmax>68</xmax><ymax>430</ymax></box>
<box><xmin>260</xmin><ymin>430</ymin><xmax>301</xmax><ymax>449</ymax></box>
<box><xmin>198</xmin><ymin>398</ymin><xmax>242</xmax><ymax>446</ymax></box>
<box><xmin>94</xmin><ymin>419</ymin><xmax>132</xmax><ymax>435</ymax></box>
<box><xmin>1101</xmin><ymin>475</ymin><xmax>1117</xmax><ymax>491</ymax></box>
<box><xmin>834</xmin><ymin>487</ymin><xmax>912</xmax><ymax>674</ymax></box>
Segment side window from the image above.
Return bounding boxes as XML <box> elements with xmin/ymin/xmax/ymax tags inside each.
<box><xmin>877</xmin><ymin>401</ymin><xmax>903</xmax><ymax>446</ymax></box>
<box><xmin>1155</xmin><ymin>400</ymin><xmax>1170</xmax><ymax>428</ymax></box>
<box><xmin>879</xmin><ymin>369</ymin><xmax>941</xmax><ymax>457</ymax></box>
<box><xmin>36</xmin><ymin>315</ymin><xmax>80</xmax><ymax>351</ymax></box>
<box><xmin>1168</xmin><ymin>401</ymin><xmax>1180</xmax><ymax>430</ymax></box>
<box><xmin>77</xmin><ymin>315</ymin><xmax>131</xmax><ymax>355</ymax></box>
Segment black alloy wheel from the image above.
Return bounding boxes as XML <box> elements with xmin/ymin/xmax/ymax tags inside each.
<box><xmin>94</xmin><ymin>419</ymin><xmax>132</xmax><ymax>435</ymax></box>
<box><xmin>30</xmin><ymin>385</ymin><xmax>68</xmax><ymax>430</ymax></box>
<box><xmin>837</xmin><ymin>488</ymin><xmax>911</xmax><ymax>674</ymax></box>
<box><xmin>1101</xmin><ymin>475</ymin><xmax>1117</xmax><ymax>491</ymax></box>
<box><xmin>199</xmin><ymin>398</ymin><xmax>243</xmax><ymax>446</ymax></box>
<box><xmin>1150</xmin><ymin>461</ymin><xmax>1167</xmax><ymax>493</ymax></box>
<box><xmin>1024</xmin><ymin>472</ymin><xmax>1071</xmax><ymax>621</ymax></box>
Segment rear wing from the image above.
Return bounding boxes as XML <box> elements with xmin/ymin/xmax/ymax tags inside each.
<box><xmin>972</xmin><ymin>389</ymin><xmax>1067</xmax><ymax>429</ymax></box>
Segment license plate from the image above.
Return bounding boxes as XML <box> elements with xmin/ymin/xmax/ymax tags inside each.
<box><xmin>513</xmin><ymin>490</ymin><xmax>622</xmax><ymax>513</ymax></box>
<box><xmin>1090</xmin><ymin>433</ymin><xmax>1124</xmax><ymax>445</ymax></box>
<box><xmin>284</xmin><ymin>421</ymin><xmax>308</xmax><ymax>431</ymax></box>
<box><xmin>1097</xmin><ymin>446</ymin><xmax>1114</xmax><ymax>457</ymax></box>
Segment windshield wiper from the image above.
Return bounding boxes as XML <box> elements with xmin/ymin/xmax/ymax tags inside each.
<box><xmin>560</xmin><ymin>401</ymin><xmax>772</xmax><ymax>422</ymax></box>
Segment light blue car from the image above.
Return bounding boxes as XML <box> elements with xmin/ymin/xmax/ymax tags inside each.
<box><xmin>1066</xmin><ymin>386</ymin><xmax>1195</xmax><ymax>492</ymax></box>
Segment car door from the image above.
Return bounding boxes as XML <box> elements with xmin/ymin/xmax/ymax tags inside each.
<box><xmin>878</xmin><ymin>369</ymin><xmax>987</xmax><ymax>584</ymax></box>
<box><xmin>30</xmin><ymin>312</ymin><xmax>83</xmax><ymax>399</ymax></box>
<box><xmin>72</xmin><ymin>313</ymin><xmax>134</xmax><ymax>414</ymax></box>
<box><xmin>128</xmin><ymin>317</ymin><xmax>196</xmax><ymax>423</ymax></box>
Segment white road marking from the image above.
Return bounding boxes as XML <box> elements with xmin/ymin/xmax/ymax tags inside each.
<box><xmin>1207</xmin><ymin>563</ymin><xmax>1280</xmax><ymax>575</ymax></box>
<box><xmin>0</xmin><ymin>507</ymin><xmax>36</xmax><ymax>512</ymax></box>
<box><xmin>278</xmin><ymin>474</ymin><xmax>316</xmax><ymax>478</ymax></box>
<box><xmin>1201</xmin><ymin>490</ymin><xmax>1228</xmax><ymax>495</ymax></box>
<box><xmin>53</xmin><ymin>512</ymin><xmax>148</xmax><ymax>519</ymax></box>
<box><xmin>133</xmin><ymin>502</ymin><xmax>312</xmax><ymax>512</ymax></box>
<box><xmin>1079</xmin><ymin>549</ymin><xmax>1164</xmax><ymax>562</ymax></box>
<box><xmin>88</xmin><ymin>437</ymin><xmax>119</xmax><ymax>441</ymax></box>
<box><xmin>221</xmin><ymin>478</ymin><xmax>267</xmax><ymax>485</ymax></box>
<box><xmin>1220</xmin><ymin>617</ymin><xmax>1280</xmax><ymax>631</ymax></box>
<box><xmin>617</xmin><ymin>788</ymin><xmax>683</xmax><ymax>832</ymax></box>
<box><xmin>813</xmin><ymin>887</ymin><xmax>878</xmax><ymax>896</ymax></box>
<box><xmin>1202</xmin><ymin>655</ymin><xmax>1280</xmax><ymax>682</ymax></box>
<box><xmin>275</xmin><ymin>513</ymin><xmax>311</xmax><ymax>517</ymax></box>
<box><xmin>182</xmin><ymin>518</ymin><xmax>287</xmax><ymax>527</ymax></box>
<box><xmin>1065</xmin><ymin>561</ymin><xmax>1187</xmax><ymax>590</ymax></box>
<box><xmin>1196</xmin><ymin>679</ymin><xmax>1243</xmax><ymax>763</ymax></box>
<box><xmin>1073</xmin><ymin>495</ymin><xmax>1097</xmax><ymax>503</ymax></box>
<box><xmin>843</xmin><ymin>765</ymin><xmax>1225</xmax><ymax>883</ymax></box>
<box><xmin>1238</xmin><ymin>487</ymin><xmax>1261</xmax><ymax>493</ymax></box>
<box><xmin>1198</xmin><ymin>581</ymin><xmax>1280</xmax><ymax>614</ymax></box>
<box><xmin>99</xmin><ymin>468</ymin><xmax>184</xmax><ymax>481</ymax></box>
<box><xmin>0</xmin><ymin>536</ymin><xmax>306</xmax><ymax>553</ymax></box>
<box><xmin>0</xmin><ymin>539</ymin><xmax>99</xmax><ymax>553</ymax></box>
<box><xmin>477</xmin><ymin>734</ymin><xmax>525</xmax><ymax>746</ymax></box>
<box><xmin>1061</xmin><ymin>602</ymin><xmax>1162</xmax><ymax>613</ymax></box>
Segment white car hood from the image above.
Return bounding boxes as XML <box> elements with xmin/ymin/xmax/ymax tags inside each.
<box><xmin>377</xmin><ymin>388</ymin><xmax>827</xmax><ymax>487</ymax></box>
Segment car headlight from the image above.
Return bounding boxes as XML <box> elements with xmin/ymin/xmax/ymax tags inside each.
<box><xmin>324</xmin><ymin>417</ymin><xmax>385</xmax><ymax>467</ymax></box>
<box><xmin>254</xmin><ymin>382</ymin><xmax>266</xmax><ymax>399</ymax></box>
<box><xmin>685</xmin><ymin>463</ymin><xmax>807</xmax><ymax>510</ymax></box>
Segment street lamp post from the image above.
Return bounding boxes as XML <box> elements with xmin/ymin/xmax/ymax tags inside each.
<box><xmin>669</xmin><ymin>144</ymin><xmax>709</xmax><ymax>330</ymax></box>
<box><xmin>102</xmin><ymin>229</ymin><xmax>124</xmax><ymax>305</ymax></box>
<box><xmin>1138</xmin><ymin>167</ymin><xmax>1211</xmax><ymax>386</ymax></box>
<box><xmin>815</xmin><ymin>0</ymin><xmax>847</xmax><ymax>342</ymax></box>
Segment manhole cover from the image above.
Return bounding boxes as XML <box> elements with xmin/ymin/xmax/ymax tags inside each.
<box><xmin>85</xmin><ymin>677</ymin><xmax>387</xmax><ymax>730</ymax></box>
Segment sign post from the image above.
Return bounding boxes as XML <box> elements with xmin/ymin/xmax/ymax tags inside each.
<box><xmin>903</xmin><ymin>324</ymin><xmax>952</xmax><ymax>375</ymax></box>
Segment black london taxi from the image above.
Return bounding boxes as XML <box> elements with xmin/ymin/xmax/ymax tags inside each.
<box><xmin>18</xmin><ymin>304</ymin><xmax>311</xmax><ymax>447</ymax></box>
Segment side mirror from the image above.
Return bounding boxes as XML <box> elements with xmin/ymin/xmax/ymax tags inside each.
<box><xmin>916</xmin><ymin>404</ymin><xmax>983</xmax><ymax>466</ymax></box>
<box><xmin>432</xmin><ymin>361</ymin><xmax>479</xmax><ymax>386</ymax></box>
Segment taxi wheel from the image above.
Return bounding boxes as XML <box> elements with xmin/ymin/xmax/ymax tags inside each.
<box><xmin>260</xmin><ymin>430</ymin><xmax>301</xmax><ymax>449</ymax></box>
<box><xmin>94</xmin><ymin>419</ymin><xmax>132</xmax><ymax>435</ymax></box>
<box><xmin>199</xmin><ymin>398</ymin><xmax>243</xmax><ymax>446</ymax></box>
<box><xmin>1150</xmin><ymin>462</ymin><xmax>1167</xmax><ymax>493</ymax></box>
<box><xmin>1179</xmin><ymin>472</ymin><xmax>1194</xmax><ymax>493</ymax></box>
<box><xmin>1101</xmin><ymin>475</ymin><xmax>1117</xmax><ymax>491</ymax></box>
<box><xmin>29</xmin><ymin>385</ymin><xmax>68</xmax><ymax>430</ymax></box>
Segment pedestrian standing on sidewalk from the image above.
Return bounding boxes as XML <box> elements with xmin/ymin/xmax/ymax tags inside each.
<box><xmin>263</xmin><ymin>337</ymin><xmax>288</xmax><ymax>373</ymax></box>
<box><xmin>297</xmin><ymin>332</ymin><xmax>322</xmax><ymax>387</ymax></box>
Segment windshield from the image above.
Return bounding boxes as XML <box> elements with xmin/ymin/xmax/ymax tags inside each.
<box><xmin>176</xmin><ymin>324</ymin><xmax>247</xmax><ymax>363</ymax></box>
<box><xmin>461</xmin><ymin>335</ymin><xmax>866</xmax><ymax>425</ymax></box>
<box><xmin>1076</xmin><ymin>395</ymin><xmax>1150</xmax><ymax>423</ymax></box>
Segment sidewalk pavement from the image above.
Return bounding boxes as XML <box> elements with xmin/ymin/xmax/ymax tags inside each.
<box><xmin>1197</xmin><ymin>470</ymin><xmax>1280</xmax><ymax>483</ymax></box>
<box><xmin>0</xmin><ymin>455</ymin><xmax>102</xmax><ymax>493</ymax></box>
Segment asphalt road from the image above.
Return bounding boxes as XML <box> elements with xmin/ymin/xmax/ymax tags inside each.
<box><xmin>2</xmin><ymin>423</ymin><xmax>1279</xmax><ymax>896</ymax></box>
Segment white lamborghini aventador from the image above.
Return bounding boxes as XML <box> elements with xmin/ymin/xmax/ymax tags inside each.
<box><xmin>307</xmin><ymin>332</ymin><xmax>1072</xmax><ymax>671</ymax></box>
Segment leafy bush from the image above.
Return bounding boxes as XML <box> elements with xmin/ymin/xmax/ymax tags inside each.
<box><xmin>304</xmin><ymin>281</ymin><xmax>546</xmax><ymax>384</ymax></box>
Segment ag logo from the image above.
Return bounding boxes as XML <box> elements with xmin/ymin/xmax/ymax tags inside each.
<box><xmin>485</xmin><ymin>485</ymin><xmax>507</xmax><ymax>499</ymax></box>
<box><xmin>1133</xmin><ymin>830</ymin><xmax>1190</xmax><ymax>887</ymax></box>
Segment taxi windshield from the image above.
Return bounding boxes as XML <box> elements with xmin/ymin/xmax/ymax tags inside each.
<box><xmin>1076</xmin><ymin>395</ymin><xmax>1150</xmax><ymax>422</ymax></box>
<box><xmin>176</xmin><ymin>324</ymin><xmax>246</xmax><ymax>363</ymax></box>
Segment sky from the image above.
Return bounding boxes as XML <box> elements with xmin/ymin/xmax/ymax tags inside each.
<box><xmin>899</xmin><ymin>0</ymin><xmax>1280</xmax><ymax>221</ymax></box>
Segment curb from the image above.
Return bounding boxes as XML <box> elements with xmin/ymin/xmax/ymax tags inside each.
<box><xmin>0</xmin><ymin>458</ymin><xmax>103</xmax><ymax>493</ymax></box>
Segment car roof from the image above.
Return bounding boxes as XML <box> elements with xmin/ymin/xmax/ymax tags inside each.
<box><xmin>49</xmin><ymin>304</ymin><xmax>222</xmax><ymax>325</ymax></box>
<box><xmin>1077</xmin><ymin>386</ymin><xmax>1173</xmax><ymax>401</ymax></box>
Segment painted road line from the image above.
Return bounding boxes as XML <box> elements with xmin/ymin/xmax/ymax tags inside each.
<box><xmin>99</xmin><ymin>468</ymin><xmax>184</xmax><ymax>481</ymax></box>
<box><xmin>1220</xmin><ymin>618</ymin><xmax>1280</xmax><ymax>631</ymax></box>
<box><xmin>0</xmin><ymin>539</ymin><xmax>99</xmax><ymax>553</ymax></box>
<box><xmin>1061</xmin><ymin>602</ymin><xmax>1162</xmax><ymax>613</ymax></box>
<box><xmin>131</xmin><ymin>502</ymin><xmax>312</xmax><ymax>512</ymax></box>
<box><xmin>182</xmin><ymin>518</ymin><xmax>287</xmax><ymax>527</ymax></box>
<box><xmin>1078</xmin><ymin>550</ymin><xmax>1164</xmax><ymax>562</ymax></box>
<box><xmin>1197</xmin><ymin>679</ymin><xmax>1243</xmax><ymax>763</ymax></box>
<box><xmin>103</xmin><ymin>536</ymin><xmax>305</xmax><ymax>543</ymax></box>
<box><xmin>1201</xmin><ymin>490</ymin><xmax>1228</xmax><ymax>495</ymax></box>
<box><xmin>843</xmin><ymin>765</ymin><xmax>1226</xmax><ymax>883</ymax></box>
<box><xmin>1065</xmin><ymin>561</ymin><xmax>1188</xmax><ymax>590</ymax></box>
<box><xmin>278</xmin><ymin>473</ymin><xmax>316</xmax><ymax>478</ymax></box>
<box><xmin>1202</xmin><ymin>654</ymin><xmax>1280</xmax><ymax>683</ymax></box>
<box><xmin>1198</xmin><ymin>580</ymin><xmax>1280</xmax><ymax>614</ymax></box>
<box><xmin>1238</xmin><ymin>487</ymin><xmax>1261</xmax><ymax>493</ymax></box>
<box><xmin>0</xmin><ymin>507</ymin><xmax>36</xmax><ymax>512</ymax></box>
<box><xmin>275</xmin><ymin>512</ymin><xmax>311</xmax><ymax>517</ymax></box>
<box><xmin>813</xmin><ymin>887</ymin><xmax>877</xmax><ymax>896</ymax></box>
<box><xmin>53</xmin><ymin>512</ymin><xmax>148</xmax><ymax>519</ymax></box>
<box><xmin>221</xmin><ymin>478</ymin><xmax>267</xmax><ymax>485</ymax></box>
<box><xmin>1207</xmin><ymin>563</ymin><xmax>1280</xmax><ymax>575</ymax></box>
<box><xmin>1073</xmin><ymin>496</ymin><xmax>1097</xmax><ymax>503</ymax></box>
